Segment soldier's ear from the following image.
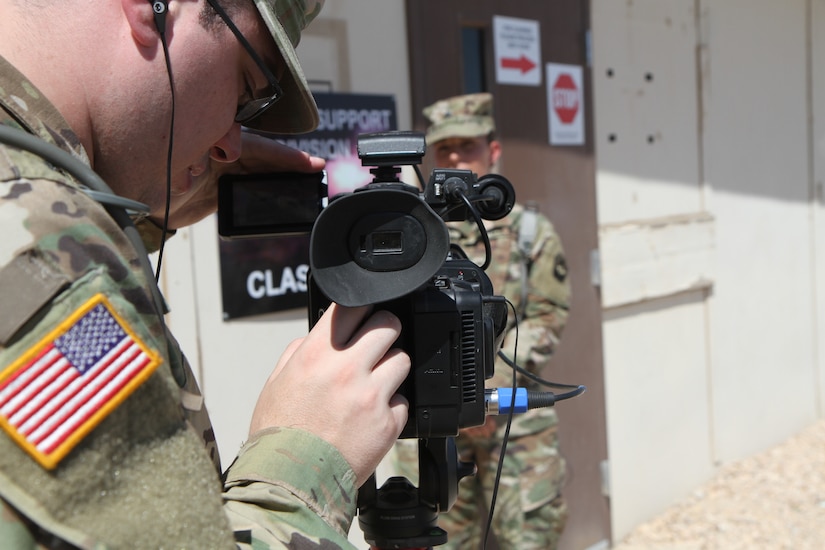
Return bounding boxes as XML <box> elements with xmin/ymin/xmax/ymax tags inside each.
<box><xmin>488</xmin><ymin>139</ymin><xmax>502</xmax><ymax>168</ymax></box>
<box><xmin>122</xmin><ymin>0</ymin><xmax>162</xmax><ymax>46</ymax></box>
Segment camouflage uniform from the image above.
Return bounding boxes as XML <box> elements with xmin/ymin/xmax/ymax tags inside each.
<box><xmin>0</xmin><ymin>0</ymin><xmax>364</xmax><ymax>546</ymax></box>
<box><xmin>394</xmin><ymin>94</ymin><xmax>571</xmax><ymax>549</ymax></box>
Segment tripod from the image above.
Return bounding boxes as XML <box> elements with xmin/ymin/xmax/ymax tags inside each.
<box><xmin>359</xmin><ymin>437</ymin><xmax>475</xmax><ymax>550</ymax></box>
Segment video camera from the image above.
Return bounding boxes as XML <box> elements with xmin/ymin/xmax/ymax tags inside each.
<box><xmin>218</xmin><ymin>130</ymin><xmax>517</xmax><ymax>548</ymax></box>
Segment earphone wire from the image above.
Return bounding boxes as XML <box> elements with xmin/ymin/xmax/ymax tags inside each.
<box><xmin>154</xmin><ymin>3</ymin><xmax>175</xmax><ymax>283</ymax></box>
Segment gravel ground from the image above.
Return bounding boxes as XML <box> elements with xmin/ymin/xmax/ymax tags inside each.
<box><xmin>612</xmin><ymin>418</ymin><xmax>825</xmax><ymax>550</ymax></box>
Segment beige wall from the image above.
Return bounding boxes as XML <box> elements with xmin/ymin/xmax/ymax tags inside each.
<box><xmin>593</xmin><ymin>0</ymin><xmax>825</xmax><ymax>540</ymax></box>
<box><xmin>815</xmin><ymin>0</ymin><xmax>825</xmax><ymax>415</ymax></box>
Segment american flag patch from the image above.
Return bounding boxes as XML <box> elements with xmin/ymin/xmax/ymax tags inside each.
<box><xmin>0</xmin><ymin>294</ymin><xmax>160</xmax><ymax>469</ymax></box>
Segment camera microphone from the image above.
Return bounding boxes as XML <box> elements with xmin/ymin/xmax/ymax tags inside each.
<box><xmin>475</xmin><ymin>173</ymin><xmax>515</xmax><ymax>220</ymax></box>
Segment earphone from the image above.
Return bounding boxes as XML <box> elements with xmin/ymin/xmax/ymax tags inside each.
<box><xmin>150</xmin><ymin>0</ymin><xmax>167</xmax><ymax>34</ymax></box>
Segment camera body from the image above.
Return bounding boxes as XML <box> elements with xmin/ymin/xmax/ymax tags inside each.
<box><xmin>305</xmin><ymin>132</ymin><xmax>513</xmax><ymax>438</ymax></box>
<box><xmin>310</xmin><ymin>248</ymin><xmax>504</xmax><ymax>439</ymax></box>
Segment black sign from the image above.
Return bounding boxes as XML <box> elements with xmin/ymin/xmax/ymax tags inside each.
<box><xmin>219</xmin><ymin>93</ymin><xmax>397</xmax><ymax>320</ymax></box>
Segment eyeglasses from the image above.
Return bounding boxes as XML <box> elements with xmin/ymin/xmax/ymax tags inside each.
<box><xmin>205</xmin><ymin>0</ymin><xmax>284</xmax><ymax>125</ymax></box>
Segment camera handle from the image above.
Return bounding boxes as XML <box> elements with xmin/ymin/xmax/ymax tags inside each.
<box><xmin>359</xmin><ymin>437</ymin><xmax>476</xmax><ymax>549</ymax></box>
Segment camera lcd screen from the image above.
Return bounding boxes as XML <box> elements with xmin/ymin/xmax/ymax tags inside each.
<box><xmin>218</xmin><ymin>171</ymin><xmax>327</xmax><ymax>238</ymax></box>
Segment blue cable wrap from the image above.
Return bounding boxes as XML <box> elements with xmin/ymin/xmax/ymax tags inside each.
<box><xmin>496</xmin><ymin>388</ymin><xmax>528</xmax><ymax>414</ymax></box>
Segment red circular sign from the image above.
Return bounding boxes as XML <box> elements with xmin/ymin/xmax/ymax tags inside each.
<box><xmin>552</xmin><ymin>74</ymin><xmax>579</xmax><ymax>124</ymax></box>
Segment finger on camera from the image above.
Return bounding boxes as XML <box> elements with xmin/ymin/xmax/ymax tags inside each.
<box><xmin>388</xmin><ymin>392</ymin><xmax>410</xmax><ymax>431</ymax></box>
<box><xmin>239</xmin><ymin>131</ymin><xmax>325</xmax><ymax>173</ymax></box>
<box><xmin>346</xmin><ymin>312</ymin><xmax>402</xmax><ymax>365</ymax></box>
<box><xmin>370</xmin><ymin>347</ymin><xmax>410</xmax><ymax>393</ymax></box>
<box><xmin>316</xmin><ymin>303</ymin><xmax>372</xmax><ymax>348</ymax></box>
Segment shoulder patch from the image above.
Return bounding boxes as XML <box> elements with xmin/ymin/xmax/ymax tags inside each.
<box><xmin>553</xmin><ymin>254</ymin><xmax>568</xmax><ymax>283</ymax></box>
<box><xmin>0</xmin><ymin>293</ymin><xmax>160</xmax><ymax>469</ymax></box>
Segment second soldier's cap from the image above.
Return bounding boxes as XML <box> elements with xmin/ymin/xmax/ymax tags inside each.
<box><xmin>248</xmin><ymin>0</ymin><xmax>324</xmax><ymax>134</ymax></box>
<box><xmin>423</xmin><ymin>92</ymin><xmax>496</xmax><ymax>145</ymax></box>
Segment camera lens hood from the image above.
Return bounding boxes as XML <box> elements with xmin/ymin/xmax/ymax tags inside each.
<box><xmin>310</xmin><ymin>185</ymin><xmax>450</xmax><ymax>307</ymax></box>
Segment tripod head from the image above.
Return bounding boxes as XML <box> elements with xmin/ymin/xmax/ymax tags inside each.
<box><xmin>359</xmin><ymin>437</ymin><xmax>475</xmax><ymax>549</ymax></box>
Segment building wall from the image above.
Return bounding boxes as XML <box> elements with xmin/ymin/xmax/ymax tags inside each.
<box><xmin>591</xmin><ymin>0</ymin><xmax>716</xmax><ymax>537</ymax></box>
<box><xmin>814</xmin><ymin>0</ymin><xmax>825</xmax><ymax>417</ymax></box>
<box><xmin>704</xmin><ymin>0</ymin><xmax>818</xmax><ymax>463</ymax></box>
<box><xmin>593</xmin><ymin>0</ymin><xmax>825</xmax><ymax>540</ymax></box>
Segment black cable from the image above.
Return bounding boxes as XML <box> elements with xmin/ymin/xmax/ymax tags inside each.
<box><xmin>553</xmin><ymin>385</ymin><xmax>586</xmax><ymax>402</ymax></box>
<box><xmin>455</xmin><ymin>191</ymin><xmax>492</xmax><ymax>270</ymax></box>
<box><xmin>440</xmin><ymin>192</ymin><xmax>506</xmax><ymax>273</ymax></box>
<box><xmin>412</xmin><ymin>163</ymin><xmax>425</xmax><ymax>188</ymax></box>
<box><xmin>154</xmin><ymin>26</ymin><xmax>176</xmax><ymax>283</ymax></box>
<box><xmin>480</xmin><ymin>305</ymin><xmax>586</xmax><ymax>547</ymax></box>
<box><xmin>483</xmin><ymin>298</ymin><xmax>518</xmax><ymax>550</ymax></box>
<box><xmin>497</xmin><ymin>350</ymin><xmax>586</xmax><ymax>399</ymax></box>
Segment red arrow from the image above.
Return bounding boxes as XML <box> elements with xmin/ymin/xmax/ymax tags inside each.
<box><xmin>500</xmin><ymin>54</ymin><xmax>536</xmax><ymax>74</ymax></box>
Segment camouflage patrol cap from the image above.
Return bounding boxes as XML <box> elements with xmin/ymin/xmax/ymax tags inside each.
<box><xmin>423</xmin><ymin>92</ymin><xmax>496</xmax><ymax>145</ymax></box>
<box><xmin>248</xmin><ymin>0</ymin><xmax>324</xmax><ymax>134</ymax></box>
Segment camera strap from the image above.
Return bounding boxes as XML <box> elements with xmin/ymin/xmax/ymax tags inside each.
<box><xmin>0</xmin><ymin>124</ymin><xmax>185</xmax><ymax>387</ymax></box>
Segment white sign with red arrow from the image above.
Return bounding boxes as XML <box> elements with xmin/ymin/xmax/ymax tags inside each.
<box><xmin>493</xmin><ymin>15</ymin><xmax>541</xmax><ymax>86</ymax></box>
<box><xmin>546</xmin><ymin>63</ymin><xmax>585</xmax><ymax>146</ymax></box>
